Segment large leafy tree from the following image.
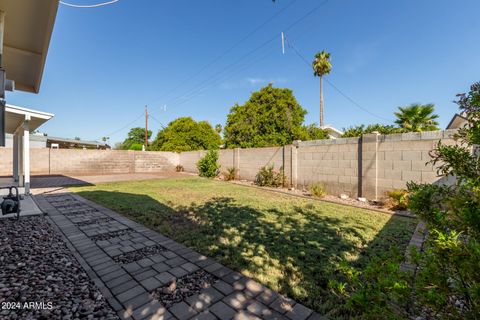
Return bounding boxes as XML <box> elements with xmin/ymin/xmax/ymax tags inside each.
<box><xmin>312</xmin><ymin>51</ymin><xmax>332</xmax><ymax>127</ymax></box>
<box><xmin>223</xmin><ymin>84</ymin><xmax>308</xmax><ymax>148</ymax></box>
<box><xmin>121</xmin><ymin>127</ymin><xmax>152</xmax><ymax>150</ymax></box>
<box><xmin>150</xmin><ymin>117</ymin><xmax>221</xmax><ymax>152</ymax></box>
<box><xmin>394</xmin><ymin>103</ymin><xmax>440</xmax><ymax>132</ymax></box>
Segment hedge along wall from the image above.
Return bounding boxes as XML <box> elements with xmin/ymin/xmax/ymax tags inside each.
<box><xmin>0</xmin><ymin>149</ymin><xmax>179</xmax><ymax>176</ymax></box>
<box><xmin>180</xmin><ymin>130</ymin><xmax>457</xmax><ymax>199</ymax></box>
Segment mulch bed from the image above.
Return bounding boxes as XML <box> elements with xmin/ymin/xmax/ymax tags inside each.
<box><xmin>151</xmin><ymin>270</ymin><xmax>219</xmax><ymax>308</ymax></box>
<box><xmin>0</xmin><ymin>216</ymin><xmax>118</xmax><ymax>319</ymax></box>
<box><xmin>112</xmin><ymin>245</ymin><xmax>167</xmax><ymax>264</ymax></box>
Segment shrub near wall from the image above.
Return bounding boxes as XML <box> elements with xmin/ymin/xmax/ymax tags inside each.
<box><xmin>197</xmin><ymin>150</ymin><xmax>220</xmax><ymax>178</ymax></box>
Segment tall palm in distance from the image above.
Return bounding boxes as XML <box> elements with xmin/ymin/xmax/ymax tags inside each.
<box><xmin>312</xmin><ymin>51</ymin><xmax>332</xmax><ymax>128</ymax></box>
<box><xmin>394</xmin><ymin>103</ymin><xmax>440</xmax><ymax>132</ymax></box>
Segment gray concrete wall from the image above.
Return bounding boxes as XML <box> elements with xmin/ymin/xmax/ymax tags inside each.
<box><xmin>0</xmin><ymin>149</ymin><xmax>179</xmax><ymax>176</ymax></box>
<box><xmin>177</xmin><ymin>130</ymin><xmax>456</xmax><ymax>199</ymax></box>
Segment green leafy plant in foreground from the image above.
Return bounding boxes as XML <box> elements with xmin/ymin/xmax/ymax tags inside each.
<box><xmin>331</xmin><ymin>82</ymin><xmax>480</xmax><ymax>319</ymax></box>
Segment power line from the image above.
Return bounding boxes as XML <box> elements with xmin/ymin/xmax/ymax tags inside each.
<box><xmin>59</xmin><ymin>0</ymin><xmax>119</xmax><ymax>8</ymax></box>
<box><xmin>160</xmin><ymin>0</ymin><xmax>331</xmax><ymax>110</ymax></box>
<box><xmin>169</xmin><ymin>46</ymin><xmax>278</xmax><ymax>110</ymax></box>
<box><xmin>285</xmin><ymin>37</ymin><xmax>391</xmax><ymax>122</ymax></box>
<box><xmin>102</xmin><ymin>112</ymin><xmax>144</xmax><ymax>139</ymax></box>
<box><xmin>146</xmin><ymin>0</ymin><xmax>300</xmax><ymax>107</ymax></box>
<box><xmin>102</xmin><ymin>1</ymin><xmax>332</xmax><ymax>140</ymax></box>
<box><xmin>149</xmin><ymin>114</ymin><xmax>166</xmax><ymax>130</ymax></box>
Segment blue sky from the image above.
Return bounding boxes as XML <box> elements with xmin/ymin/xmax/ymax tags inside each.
<box><xmin>8</xmin><ymin>0</ymin><xmax>480</xmax><ymax>144</ymax></box>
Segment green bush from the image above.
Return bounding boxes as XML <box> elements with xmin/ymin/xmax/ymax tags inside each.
<box><xmin>223</xmin><ymin>167</ymin><xmax>237</xmax><ymax>181</ymax></box>
<box><xmin>196</xmin><ymin>150</ymin><xmax>220</xmax><ymax>178</ymax></box>
<box><xmin>129</xmin><ymin>143</ymin><xmax>143</xmax><ymax>151</ymax></box>
<box><xmin>329</xmin><ymin>82</ymin><xmax>480</xmax><ymax>319</ymax></box>
<box><xmin>254</xmin><ymin>165</ymin><xmax>285</xmax><ymax>187</ymax></box>
<box><xmin>383</xmin><ymin>189</ymin><xmax>409</xmax><ymax>210</ymax></box>
<box><xmin>309</xmin><ymin>183</ymin><xmax>326</xmax><ymax>198</ymax></box>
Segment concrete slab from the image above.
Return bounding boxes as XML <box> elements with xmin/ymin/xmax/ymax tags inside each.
<box><xmin>0</xmin><ymin>195</ymin><xmax>43</xmax><ymax>219</ymax></box>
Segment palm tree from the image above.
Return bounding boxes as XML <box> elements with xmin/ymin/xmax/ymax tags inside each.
<box><xmin>394</xmin><ymin>103</ymin><xmax>440</xmax><ymax>132</ymax></box>
<box><xmin>312</xmin><ymin>51</ymin><xmax>332</xmax><ymax>127</ymax></box>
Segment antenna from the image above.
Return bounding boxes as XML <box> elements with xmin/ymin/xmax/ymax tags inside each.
<box><xmin>281</xmin><ymin>32</ymin><xmax>285</xmax><ymax>54</ymax></box>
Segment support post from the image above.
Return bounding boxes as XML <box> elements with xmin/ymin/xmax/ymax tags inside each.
<box><xmin>374</xmin><ymin>131</ymin><xmax>380</xmax><ymax>201</ymax></box>
<box><xmin>0</xmin><ymin>11</ymin><xmax>6</xmax><ymax>147</ymax></box>
<box><xmin>291</xmin><ymin>141</ymin><xmax>299</xmax><ymax>189</ymax></box>
<box><xmin>12</xmin><ymin>132</ymin><xmax>19</xmax><ymax>181</ymax></box>
<box><xmin>234</xmin><ymin>148</ymin><xmax>240</xmax><ymax>179</ymax></box>
<box><xmin>23</xmin><ymin>116</ymin><xmax>30</xmax><ymax>194</ymax></box>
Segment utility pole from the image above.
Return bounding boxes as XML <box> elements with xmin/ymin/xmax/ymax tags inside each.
<box><xmin>144</xmin><ymin>105</ymin><xmax>148</xmax><ymax>148</ymax></box>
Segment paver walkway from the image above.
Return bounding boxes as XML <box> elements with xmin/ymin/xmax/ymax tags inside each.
<box><xmin>35</xmin><ymin>191</ymin><xmax>325</xmax><ymax>320</ymax></box>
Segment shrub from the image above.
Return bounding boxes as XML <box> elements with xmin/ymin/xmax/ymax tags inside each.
<box><xmin>129</xmin><ymin>143</ymin><xmax>143</xmax><ymax>151</ymax></box>
<box><xmin>254</xmin><ymin>165</ymin><xmax>286</xmax><ymax>187</ymax></box>
<box><xmin>329</xmin><ymin>82</ymin><xmax>480</xmax><ymax>319</ymax></box>
<box><xmin>223</xmin><ymin>167</ymin><xmax>237</xmax><ymax>181</ymax></box>
<box><xmin>309</xmin><ymin>183</ymin><xmax>326</xmax><ymax>198</ymax></box>
<box><xmin>196</xmin><ymin>150</ymin><xmax>220</xmax><ymax>178</ymax></box>
<box><xmin>383</xmin><ymin>189</ymin><xmax>409</xmax><ymax>210</ymax></box>
<box><xmin>175</xmin><ymin>165</ymin><xmax>184</xmax><ymax>172</ymax></box>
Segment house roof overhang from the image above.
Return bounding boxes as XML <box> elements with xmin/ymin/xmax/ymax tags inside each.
<box><xmin>446</xmin><ymin>113</ymin><xmax>468</xmax><ymax>130</ymax></box>
<box><xmin>0</xmin><ymin>0</ymin><xmax>59</xmax><ymax>93</ymax></box>
<box><xmin>5</xmin><ymin>104</ymin><xmax>54</xmax><ymax>133</ymax></box>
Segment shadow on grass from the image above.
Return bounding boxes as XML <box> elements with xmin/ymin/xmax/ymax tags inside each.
<box><xmin>75</xmin><ymin>190</ymin><xmax>417</xmax><ymax>317</ymax></box>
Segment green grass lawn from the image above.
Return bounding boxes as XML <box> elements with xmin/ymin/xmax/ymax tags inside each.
<box><xmin>70</xmin><ymin>177</ymin><xmax>417</xmax><ymax>317</ymax></box>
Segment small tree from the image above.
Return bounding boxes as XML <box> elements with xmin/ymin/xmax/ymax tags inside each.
<box><xmin>394</xmin><ymin>103</ymin><xmax>439</xmax><ymax>132</ymax></box>
<box><xmin>122</xmin><ymin>127</ymin><xmax>152</xmax><ymax>150</ymax></box>
<box><xmin>197</xmin><ymin>150</ymin><xmax>220</xmax><ymax>178</ymax></box>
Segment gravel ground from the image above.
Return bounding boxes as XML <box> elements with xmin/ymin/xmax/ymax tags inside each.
<box><xmin>0</xmin><ymin>215</ymin><xmax>118</xmax><ymax>320</ymax></box>
<box><xmin>152</xmin><ymin>270</ymin><xmax>218</xmax><ymax>308</ymax></box>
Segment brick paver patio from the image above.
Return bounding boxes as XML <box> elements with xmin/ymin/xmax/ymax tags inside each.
<box><xmin>34</xmin><ymin>191</ymin><xmax>325</xmax><ymax>320</ymax></box>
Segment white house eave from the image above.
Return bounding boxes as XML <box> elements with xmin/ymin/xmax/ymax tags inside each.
<box><xmin>5</xmin><ymin>103</ymin><xmax>54</xmax><ymax>119</ymax></box>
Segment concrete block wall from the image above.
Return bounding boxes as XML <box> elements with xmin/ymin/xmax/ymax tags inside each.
<box><xmin>0</xmin><ymin>149</ymin><xmax>178</xmax><ymax>176</ymax></box>
<box><xmin>179</xmin><ymin>146</ymin><xmax>289</xmax><ymax>182</ymax></box>
<box><xmin>374</xmin><ymin>130</ymin><xmax>456</xmax><ymax>197</ymax></box>
<box><xmin>178</xmin><ymin>130</ymin><xmax>457</xmax><ymax>199</ymax></box>
<box><xmin>296</xmin><ymin>138</ymin><xmax>360</xmax><ymax>197</ymax></box>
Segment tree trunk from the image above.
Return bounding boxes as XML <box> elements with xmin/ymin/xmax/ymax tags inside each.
<box><xmin>320</xmin><ymin>76</ymin><xmax>324</xmax><ymax>127</ymax></box>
